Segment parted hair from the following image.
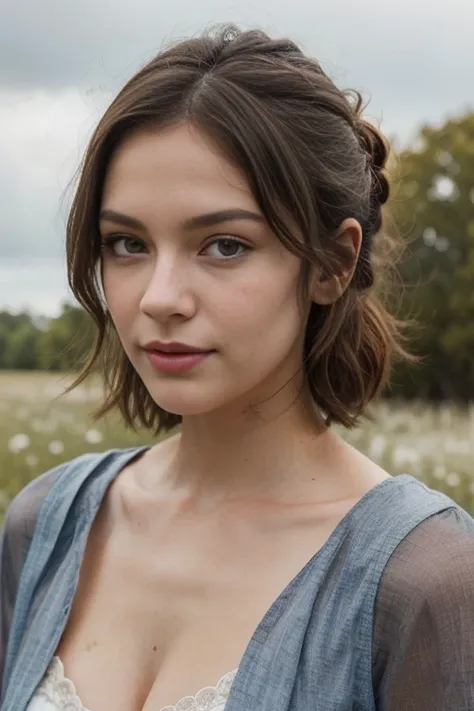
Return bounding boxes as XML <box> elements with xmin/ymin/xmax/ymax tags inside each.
<box><xmin>66</xmin><ymin>24</ymin><xmax>414</xmax><ymax>432</ymax></box>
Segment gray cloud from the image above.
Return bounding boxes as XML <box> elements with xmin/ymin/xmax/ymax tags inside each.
<box><xmin>0</xmin><ymin>257</ymin><xmax>70</xmax><ymax>315</ymax></box>
<box><xmin>0</xmin><ymin>0</ymin><xmax>473</xmax><ymax>311</ymax></box>
<box><xmin>1</xmin><ymin>0</ymin><xmax>473</xmax><ymax>113</ymax></box>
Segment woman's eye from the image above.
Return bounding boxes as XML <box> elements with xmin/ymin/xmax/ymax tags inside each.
<box><xmin>101</xmin><ymin>235</ymin><xmax>249</xmax><ymax>260</ymax></box>
<box><xmin>102</xmin><ymin>236</ymin><xmax>145</xmax><ymax>257</ymax></box>
<box><xmin>203</xmin><ymin>237</ymin><xmax>249</xmax><ymax>260</ymax></box>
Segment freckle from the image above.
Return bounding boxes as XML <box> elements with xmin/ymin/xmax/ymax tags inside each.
<box><xmin>153</xmin><ymin>645</ymin><xmax>157</xmax><ymax>652</ymax></box>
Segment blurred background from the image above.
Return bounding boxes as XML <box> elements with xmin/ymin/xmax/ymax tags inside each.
<box><xmin>1</xmin><ymin>0</ymin><xmax>473</xmax><ymax>519</ymax></box>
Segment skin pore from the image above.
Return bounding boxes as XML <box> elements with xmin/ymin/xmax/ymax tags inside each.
<box><xmin>54</xmin><ymin>121</ymin><xmax>391</xmax><ymax>711</ymax></box>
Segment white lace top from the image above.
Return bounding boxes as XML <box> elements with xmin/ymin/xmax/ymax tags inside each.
<box><xmin>26</xmin><ymin>656</ymin><xmax>238</xmax><ymax>711</ymax></box>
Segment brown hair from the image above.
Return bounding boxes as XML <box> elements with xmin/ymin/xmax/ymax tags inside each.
<box><xmin>66</xmin><ymin>24</ymin><xmax>415</xmax><ymax>432</ymax></box>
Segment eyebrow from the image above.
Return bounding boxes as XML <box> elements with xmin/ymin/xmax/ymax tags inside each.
<box><xmin>99</xmin><ymin>208</ymin><xmax>265</xmax><ymax>231</ymax></box>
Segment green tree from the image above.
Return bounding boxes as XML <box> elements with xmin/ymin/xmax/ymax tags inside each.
<box><xmin>3</xmin><ymin>321</ymin><xmax>41</xmax><ymax>370</ymax></box>
<box><xmin>389</xmin><ymin>112</ymin><xmax>474</xmax><ymax>400</ymax></box>
<box><xmin>37</xmin><ymin>302</ymin><xmax>95</xmax><ymax>371</ymax></box>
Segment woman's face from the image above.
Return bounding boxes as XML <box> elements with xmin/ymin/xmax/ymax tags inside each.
<box><xmin>100</xmin><ymin>122</ymin><xmax>310</xmax><ymax>418</ymax></box>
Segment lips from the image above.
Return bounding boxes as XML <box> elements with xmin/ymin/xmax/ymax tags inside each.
<box><xmin>144</xmin><ymin>348</ymin><xmax>214</xmax><ymax>373</ymax></box>
<box><xmin>154</xmin><ymin>348</ymin><xmax>209</xmax><ymax>354</ymax></box>
<box><xmin>142</xmin><ymin>341</ymin><xmax>213</xmax><ymax>354</ymax></box>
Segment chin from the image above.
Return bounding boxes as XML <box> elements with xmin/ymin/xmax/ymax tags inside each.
<box><xmin>146</xmin><ymin>385</ymin><xmax>227</xmax><ymax>417</ymax></box>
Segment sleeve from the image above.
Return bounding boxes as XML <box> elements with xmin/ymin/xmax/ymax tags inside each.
<box><xmin>372</xmin><ymin>508</ymin><xmax>474</xmax><ymax>710</ymax></box>
<box><xmin>0</xmin><ymin>466</ymin><xmax>59</xmax><ymax>695</ymax></box>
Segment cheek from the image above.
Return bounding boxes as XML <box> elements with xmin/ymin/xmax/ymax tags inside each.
<box><xmin>217</xmin><ymin>274</ymin><xmax>303</xmax><ymax>355</ymax></box>
<box><xmin>102</xmin><ymin>269</ymin><xmax>141</xmax><ymax>334</ymax></box>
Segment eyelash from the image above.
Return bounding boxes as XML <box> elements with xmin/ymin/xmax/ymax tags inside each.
<box><xmin>100</xmin><ymin>235</ymin><xmax>251</xmax><ymax>261</ymax></box>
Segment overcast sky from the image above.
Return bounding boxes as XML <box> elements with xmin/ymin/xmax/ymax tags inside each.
<box><xmin>0</xmin><ymin>0</ymin><xmax>472</xmax><ymax>315</ymax></box>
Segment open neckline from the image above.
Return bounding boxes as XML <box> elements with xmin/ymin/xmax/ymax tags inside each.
<box><xmin>49</xmin><ymin>656</ymin><xmax>238</xmax><ymax>711</ymax></box>
<box><xmin>28</xmin><ymin>447</ymin><xmax>414</xmax><ymax>711</ymax></box>
<box><xmin>99</xmin><ymin>454</ymin><xmax>414</xmax><ymax>707</ymax></box>
<box><xmin>117</xmin><ymin>449</ymin><xmax>410</xmax><ymax>601</ymax></box>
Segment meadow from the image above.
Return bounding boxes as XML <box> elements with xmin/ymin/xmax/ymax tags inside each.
<box><xmin>1</xmin><ymin>371</ymin><xmax>474</xmax><ymax>520</ymax></box>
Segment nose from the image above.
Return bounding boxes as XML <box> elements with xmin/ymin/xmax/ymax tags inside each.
<box><xmin>139</xmin><ymin>253</ymin><xmax>196</xmax><ymax>321</ymax></box>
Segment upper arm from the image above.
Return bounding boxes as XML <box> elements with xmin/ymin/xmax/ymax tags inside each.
<box><xmin>372</xmin><ymin>508</ymin><xmax>474</xmax><ymax>710</ymax></box>
<box><xmin>0</xmin><ymin>467</ymin><xmax>59</xmax><ymax>693</ymax></box>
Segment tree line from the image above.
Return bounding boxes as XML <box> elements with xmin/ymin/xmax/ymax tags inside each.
<box><xmin>1</xmin><ymin>111</ymin><xmax>474</xmax><ymax>401</ymax></box>
<box><xmin>0</xmin><ymin>304</ymin><xmax>94</xmax><ymax>373</ymax></box>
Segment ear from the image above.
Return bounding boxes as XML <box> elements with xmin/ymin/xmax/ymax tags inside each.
<box><xmin>309</xmin><ymin>218</ymin><xmax>363</xmax><ymax>305</ymax></box>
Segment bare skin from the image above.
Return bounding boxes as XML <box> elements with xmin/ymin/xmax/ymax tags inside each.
<box><xmin>56</xmin><ymin>434</ymin><xmax>390</xmax><ymax>711</ymax></box>
<box><xmin>55</xmin><ymin>122</ymin><xmax>391</xmax><ymax>710</ymax></box>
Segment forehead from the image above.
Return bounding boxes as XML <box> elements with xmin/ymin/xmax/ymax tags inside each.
<box><xmin>101</xmin><ymin>122</ymin><xmax>255</xmax><ymax>212</ymax></box>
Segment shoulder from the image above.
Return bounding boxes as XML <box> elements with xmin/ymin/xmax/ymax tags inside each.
<box><xmin>1</xmin><ymin>448</ymin><xmax>138</xmax><ymax>554</ymax></box>
<box><xmin>372</xmin><ymin>507</ymin><xmax>474</xmax><ymax>701</ymax></box>
<box><xmin>378</xmin><ymin>506</ymin><xmax>474</xmax><ymax>602</ymax></box>
<box><xmin>2</xmin><ymin>462</ymin><xmax>65</xmax><ymax>556</ymax></box>
<box><xmin>0</xmin><ymin>448</ymin><xmax>146</xmax><ymax>597</ymax></box>
<box><xmin>0</xmin><ymin>458</ymin><xmax>76</xmax><ymax>635</ymax></box>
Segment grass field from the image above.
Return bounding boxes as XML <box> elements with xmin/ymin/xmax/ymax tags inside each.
<box><xmin>1</xmin><ymin>371</ymin><xmax>474</xmax><ymax>519</ymax></box>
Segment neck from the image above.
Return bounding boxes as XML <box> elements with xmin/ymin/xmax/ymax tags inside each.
<box><xmin>152</xmin><ymin>383</ymin><xmax>344</xmax><ymax>506</ymax></box>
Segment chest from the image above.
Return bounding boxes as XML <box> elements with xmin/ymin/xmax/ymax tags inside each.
<box><xmin>54</xmin><ymin>497</ymin><xmax>354</xmax><ymax>711</ymax></box>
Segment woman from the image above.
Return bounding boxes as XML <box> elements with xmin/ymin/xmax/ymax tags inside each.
<box><xmin>1</xmin><ymin>24</ymin><xmax>473</xmax><ymax>711</ymax></box>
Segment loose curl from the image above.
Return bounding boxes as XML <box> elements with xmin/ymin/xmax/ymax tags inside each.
<box><xmin>66</xmin><ymin>24</ymin><xmax>416</xmax><ymax>431</ymax></box>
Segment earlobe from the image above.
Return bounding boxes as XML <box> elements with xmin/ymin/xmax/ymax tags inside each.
<box><xmin>309</xmin><ymin>270</ymin><xmax>345</xmax><ymax>305</ymax></box>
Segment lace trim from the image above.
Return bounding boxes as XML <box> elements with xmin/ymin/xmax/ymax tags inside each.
<box><xmin>159</xmin><ymin>667</ymin><xmax>238</xmax><ymax>711</ymax></box>
<box><xmin>33</xmin><ymin>657</ymin><xmax>92</xmax><ymax>711</ymax></box>
<box><xmin>33</xmin><ymin>656</ymin><xmax>238</xmax><ymax>711</ymax></box>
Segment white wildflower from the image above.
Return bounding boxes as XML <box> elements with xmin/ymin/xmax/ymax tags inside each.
<box><xmin>439</xmin><ymin>406</ymin><xmax>452</xmax><ymax>427</ymax></box>
<box><xmin>26</xmin><ymin>454</ymin><xmax>39</xmax><ymax>467</ymax></box>
<box><xmin>8</xmin><ymin>433</ymin><xmax>30</xmax><ymax>453</ymax></box>
<box><xmin>445</xmin><ymin>437</ymin><xmax>470</xmax><ymax>454</ymax></box>
<box><xmin>368</xmin><ymin>435</ymin><xmax>387</xmax><ymax>461</ymax></box>
<box><xmin>48</xmin><ymin>440</ymin><xmax>64</xmax><ymax>455</ymax></box>
<box><xmin>445</xmin><ymin>472</ymin><xmax>461</xmax><ymax>488</ymax></box>
<box><xmin>84</xmin><ymin>429</ymin><xmax>103</xmax><ymax>444</ymax></box>
<box><xmin>392</xmin><ymin>445</ymin><xmax>420</xmax><ymax>469</ymax></box>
